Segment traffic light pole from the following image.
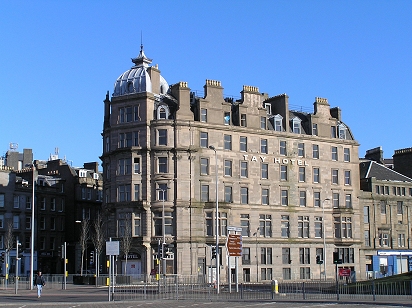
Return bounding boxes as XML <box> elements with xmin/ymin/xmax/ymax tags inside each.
<box><xmin>63</xmin><ymin>242</ymin><xmax>67</xmax><ymax>290</ymax></box>
<box><xmin>15</xmin><ymin>241</ymin><xmax>21</xmax><ymax>294</ymax></box>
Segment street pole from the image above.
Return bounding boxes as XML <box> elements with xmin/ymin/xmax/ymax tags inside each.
<box><xmin>30</xmin><ymin>165</ymin><xmax>36</xmax><ymax>290</ymax></box>
<box><xmin>156</xmin><ymin>187</ymin><xmax>169</xmax><ymax>276</ymax></box>
<box><xmin>209</xmin><ymin>145</ymin><xmax>219</xmax><ymax>294</ymax></box>
<box><xmin>15</xmin><ymin>240</ymin><xmax>21</xmax><ymax>294</ymax></box>
<box><xmin>63</xmin><ymin>242</ymin><xmax>67</xmax><ymax>289</ymax></box>
<box><xmin>254</xmin><ymin>228</ymin><xmax>259</xmax><ymax>282</ymax></box>
<box><xmin>322</xmin><ymin>198</ymin><xmax>330</xmax><ymax>281</ymax></box>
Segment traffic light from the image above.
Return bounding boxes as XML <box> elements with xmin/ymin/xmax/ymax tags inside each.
<box><xmin>1</xmin><ymin>252</ymin><xmax>4</xmax><ymax>263</ymax></box>
<box><xmin>333</xmin><ymin>251</ymin><xmax>342</xmax><ymax>264</ymax></box>
<box><xmin>17</xmin><ymin>252</ymin><xmax>23</xmax><ymax>260</ymax></box>
<box><xmin>158</xmin><ymin>244</ymin><xmax>163</xmax><ymax>259</ymax></box>
<box><xmin>211</xmin><ymin>246</ymin><xmax>216</xmax><ymax>259</ymax></box>
<box><xmin>316</xmin><ymin>255</ymin><xmax>323</xmax><ymax>264</ymax></box>
<box><xmin>89</xmin><ymin>251</ymin><xmax>95</xmax><ymax>264</ymax></box>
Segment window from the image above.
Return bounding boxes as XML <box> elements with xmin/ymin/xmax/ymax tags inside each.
<box><xmin>134</xmin><ymin>184</ymin><xmax>140</xmax><ymax>201</ymax></box>
<box><xmin>224</xmin><ymin>160</ymin><xmax>232</xmax><ymax>177</ymax></box>
<box><xmin>260</xmin><ymin>139</ymin><xmax>268</xmax><ymax>154</ymax></box>
<box><xmin>345</xmin><ymin>194</ymin><xmax>352</xmax><ymax>208</ymax></box>
<box><xmin>312</xmin><ymin>144</ymin><xmax>319</xmax><ymax>159</ymax></box>
<box><xmin>105</xmin><ymin>136</ymin><xmax>110</xmax><ymax>152</ymax></box>
<box><xmin>283</xmin><ymin>268</ymin><xmax>291</xmax><ymax>280</ymax></box>
<box><xmin>398</xmin><ymin>233</ymin><xmax>406</xmax><ymax>247</ymax></box>
<box><xmin>299</xmin><ymin>167</ymin><xmax>305</xmax><ymax>182</ymax></box>
<box><xmin>240</xmin><ymin>161</ymin><xmax>248</xmax><ymax>178</ymax></box>
<box><xmin>118</xmin><ymin>184</ymin><xmax>131</xmax><ymax>202</ymax></box>
<box><xmin>158</xmin><ymin>157</ymin><xmax>168</xmax><ymax>173</ymax></box>
<box><xmin>158</xmin><ymin>106</ymin><xmax>168</xmax><ymax>119</ymax></box>
<box><xmin>50</xmin><ymin>198</ymin><xmax>56</xmax><ymax>211</ymax></box>
<box><xmin>274</xmin><ymin>114</ymin><xmax>283</xmax><ymax>131</ymax></box>
<box><xmin>314</xmin><ymin>217</ymin><xmax>323</xmax><ymax>238</ymax></box>
<box><xmin>224</xmin><ymin>111</ymin><xmax>230</xmax><ymax>125</ymax></box>
<box><xmin>260</xmin><ymin>116</ymin><xmax>267</xmax><ymax>129</ymax></box>
<box><xmin>364</xmin><ymin>206</ymin><xmax>370</xmax><ymax>223</ymax></box>
<box><xmin>261</xmin><ymin>188</ymin><xmax>269</xmax><ymax>205</ymax></box>
<box><xmin>224</xmin><ymin>186</ymin><xmax>233</xmax><ymax>203</ymax></box>
<box><xmin>332</xmin><ymin>193</ymin><xmax>340</xmax><ymax>208</ymax></box>
<box><xmin>0</xmin><ymin>214</ymin><xmax>3</xmax><ymax>228</ymax></box>
<box><xmin>299</xmin><ymin>248</ymin><xmax>310</xmax><ymax>264</ymax></box>
<box><xmin>280</xmin><ymin>140</ymin><xmax>287</xmax><ymax>155</ymax></box>
<box><xmin>291</xmin><ymin>117</ymin><xmax>301</xmax><ymax>134</ymax></box>
<box><xmin>299</xmin><ymin>191</ymin><xmax>306</xmax><ymax>207</ymax></box>
<box><xmin>134</xmin><ymin>157</ymin><xmax>140</xmax><ymax>174</ymax></box>
<box><xmin>259</xmin><ymin>214</ymin><xmax>272</xmax><ymax>237</ymax></box>
<box><xmin>240</xmin><ymin>136</ymin><xmax>247</xmax><ymax>152</ymax></box>
<box><xmin>158</xmin><ymin>129</ymin><xmax>167</xmax><ymax>145</ymax></box>
<box><xmin>300</xmin><ymin>267</ymin><xmax>311</xmax><ymax>279</ymax></box>
<box><xmin>344</xmin><ymin>170</ymin><xmax>351</xmax><ymax>185</ymax></box>
<box><xmin>265</xmin><ymin>103</ymin><xmax>272</xmax><ymax>114</ymax></box>
<box><xmin>240</xmin><ymin>214</ymin><xmax>250</xmax><ymax>237</ymax></box>
<box><xmin>58</xmin><ymin>199</ymin><xmax>64</xmax><ymax>212</ymax></box>
<box><xmin>219</xmin><ymin>212</ymin><xmax>228</xmax><ymax>236</ymax></box>
<box><xmin>282</xmin><ymin>248</ymin><xmax>291</xmax><ymax>265</ymax></box>
<box><xmin>344</xmin><ymin>148</ymin><xmax>350</xmax><ymax>162</ymax></box>
<box><xmin>240</xmin><ymin>114</ymin><xmax>247</xmax><ymax>127</ymax></box>
<box><xmin>119</xmin><ymin>106</ymin><xmax>133</xmax><ymax>123</ymax></box>
<box><xmin>281</xmin><ymin>190</ymin><xmax>288</xmax><ymax>206</ymax></box>
<box><xmin>313</xmin><ymin>192</ymin><xmax>321</xmax><ymax>207</ymax></box>
<box><xmin>364</xmin><ymin>230</ymin><xmax>370</xmax><ymax>246</ymax></box>
<box><xmin>133</xmin><ymin>131</ymin><xmax>139</xmax><ymax>146</ymax></box>
<box><xmin>331</xmin><ymin>126</ymin><xmax>337</xmax><ymax>138</ymax></box>
<box><xmin>40</xmin><ymin>197</ymin><xmax>46</xmax><ymax>210</ymax></box>
<box><xmin>378</xmin><ymin>230</ymin><xmax>389</xmax><ymax>247</ymax></box>
<box><xmin>280</xmin><ymin>165</ymin><xmax>288</xmax><ymax>181</ymax></box>
<box><xmin>14</xmin><ymin>215</ymin><xmax>21</xmax><ymax>229</ymax></box>
<box><xmin>200</xmin><ymin>108</ymin><xmax>207</xmax><ymax>122</ymax></box>
<box><xmin>338</xmin><ymin>124</ymin><xmax>347</xmax><ymax>139</ymax></box>
<box><xmin>224</xmin><ymin>135</ymin><xmax>232</xmax><ymax>150</ymax></box>
<box><xmin>397</xmin><ymin>201</ymin><xmax>403</xmax><ymax>214</ymax></box>
<box><xmin>50</xmin><ymin>217</ymin><xmax>56</xmax><ymax>230</ymax></box>
<box><xmin>118</xmin><ymin>158</ymin><xmax>131</xmax><ymax>175</ymax></box>
<box><xmin>14</xmin><ymin>195</ymin><xmax>20</xmax><ymax>208</ymax></box>
<box><xmin>313</xmin><ymin>167</ymin><xmax>320</xmax><ymax>183</ymax></box>
<box><xmin>281</xmin><ymin>215</ymin><xmax>290</xmax><ymax>238</ymax></box>
<box><xmin>200</xmin><ymin>158</ymin><xmax>209</xmax><ymax>175</ymax></box>
<box><xmin>206</xmin><ymin>212</ymin><xmax>213</xmax><ymax>236</ymax></box>
<box><xmin>332</xmin><ymin>147</ymin><xmax>338</xmax><ymax>161</ymax></box>
<box><xmin>298</xmin><ymin>216</ymin><xmax>309</xmax><ymax>238</ymax></box>
<box><xmin>25</xmin><ymin>216</ymin><xmax>31</xmax><ymax>230</ymax></box>
<box><xmin>133</xmin><ymin>105</ymin><xmax>140</xmax><ymax>121</ymax></box>
<box><xmin>242</xmin><ymin>247</ymin><xmax>250</xmax><ymax>265</ymax></box>
<box><xmin>157</xmin><ymin>184</ymin><xmax>168</xmax><ymax>201</ymax></box>
<box><xmin>261</xmin><ymin>247</ymin><xmax>272</xmax><ymax>265</ymax></box>
<box><xmin>380</xmin><ymin>201</ymin><xmax>386</xmax><ymax>214</ymax></box>
<box><xmin>40</xmin><ymin>236</ymin><xmax>45</xmax><ymax>250</ymax></box>
<box><xmin>40</xmin><ymin>217</ymin><xmax>46</xmax><ymax>230</ymax></box>
<box><xmin>240</xmin><ymin>187</ymin><xmax>248</xmax><ymax>204</ymax></box>
<box><xmin>332</xmin><ymin>169</ymin><xmax>339</xmax><ymax>184</ymax></box>
<box><xmin>200</xmin><ymin>132</ymin><xmax>208</xmax><ymax>148</ymax></box>
<box><xmin>312</xmin><ymin>123</ymin><xmax>318</xmax><ymax>136</ymax></box>
<box><xmin>334</xmin><ymin>216</ymin><xmax>352</xmax><ymax>238</ymax></box>
<box><xmin>0</xmin><ymin>194</ymin><xmax>4</xmax><ymax>207</ymax></box>
<box><xmin>261</xmin><ymin>163</ymin><xmax>268</xmax><ymax>179</ymax></box>
<box><xmin>298</xmin><ymin>143</ymin><xmax>305</xmax><ymax>157</ymax></box>
<box><xmin>134</xmin><ymin>213</ymin><xmax>141</xmax><ymax>236</ymax></box>
<box><xmin>201</xmin><ymin>184</ymin><xmax>209</xmax><ymax>202</ymax></box>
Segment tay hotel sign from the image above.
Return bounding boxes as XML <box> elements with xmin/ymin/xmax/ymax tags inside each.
<box><xmin>243</xmin><ymin>154</ymin><xmax>310</xmax><ymax>166</ymax></box>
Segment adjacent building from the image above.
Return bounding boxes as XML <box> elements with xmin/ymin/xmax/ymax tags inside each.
<box><xmin>102</xmin><ymin>47</ymin><xmax>361</xmax><ymax>282</ymax></box>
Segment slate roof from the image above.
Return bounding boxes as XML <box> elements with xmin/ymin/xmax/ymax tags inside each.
<box><xmin>360</xmin><ymin>160</ymin><xmax>412</xmax><ymax>182</ymax></box>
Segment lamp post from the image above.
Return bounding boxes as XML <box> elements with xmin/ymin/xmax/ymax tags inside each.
<box><xmin>253</xmin><ymin>228</ymin><xmax>259</xmax><ymax>282</ymax></box>
<box><xmin>209</xmin><ymin>145</ymin><xmax>219</xmax><ymax>294</ymax></box>
<box><xmin>322</xmin><ymin>198</ymin><xmax>330</xmax><ymax>281</ymax></box>
<box><xmin>30</xmin><ymin>165</ymin><xmax>36</xmax><ymax>290</ymax></box>
<box><xmin>156</xmin><ymin>186</ymin><xmax>169</xmax><ymax>275</ymax></box>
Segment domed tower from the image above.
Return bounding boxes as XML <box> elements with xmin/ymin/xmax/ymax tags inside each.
<box><xmin>101</xmin><ymin>46</ymin><xmax>180</xmax><ymax>277</ymax></box>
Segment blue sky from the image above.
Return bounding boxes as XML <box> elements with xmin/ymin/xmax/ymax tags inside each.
<box><xmin>1</xmin><ymin>1</ymin><xmax>411</xmax><ymax>168</ymax></box>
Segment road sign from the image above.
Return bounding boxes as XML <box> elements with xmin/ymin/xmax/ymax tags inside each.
<box><xmin>339</xmin><ymin>268</ymin><xmax>351</xmax><ymax>277</ymax></box>
<box><xmin>106</xmin><ymin>241</ymin><xmax>120</xmax><ymax>255</ymax></box>
<box><xmin>226</xmin><ymin>234</ymin><xmax>242</xmax><ymax>256</ymax></box>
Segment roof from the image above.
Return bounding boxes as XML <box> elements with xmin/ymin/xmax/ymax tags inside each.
<box><xmin>360</xmin><ymin>160</ymin><xmax>412</xmax><ymax>182</ymax></box>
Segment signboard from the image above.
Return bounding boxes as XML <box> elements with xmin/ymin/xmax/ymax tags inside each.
<box><xmin>106</xmin><ymin>241</ymin><xmax>120</xmax><ymax>256</ymax></box>
<box><xmin>339</xmin><ymin>268</ymin><xmax>351</xmax><ymax>277</ymax></box>
<box><xmin>226</xmin><ymin>234</ymin><xmax>242</xmax><ymax>257</ymax></box>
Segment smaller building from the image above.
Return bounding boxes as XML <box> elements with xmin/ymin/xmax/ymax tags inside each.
<box><xmin>359</xmin><ymin>147</ymin><xmax>412</xmax><ymax>279</ymax></box>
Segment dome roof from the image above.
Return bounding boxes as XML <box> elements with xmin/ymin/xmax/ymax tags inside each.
<box><xmin>113</xmin><ymin>46</ymin><xmax>169</xmax><ymax>97</ymax></box>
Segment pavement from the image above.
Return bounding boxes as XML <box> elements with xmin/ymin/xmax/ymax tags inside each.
<box><xmin>1</xmin><ymin>284</ymin><xmax>412</xmax><ymax>308</ymax></box>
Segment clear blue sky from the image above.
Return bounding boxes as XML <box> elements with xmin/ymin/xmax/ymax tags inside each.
<box><xmin>1</xmin><ymin>1</ymin><xmax>411</xmax><ymax>168</ymax></box>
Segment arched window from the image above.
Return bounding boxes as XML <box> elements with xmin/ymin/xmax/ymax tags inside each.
<box><xmin>157</xmin><ymin>105</ymin><xmax>169</xmax><ymax>119</ymax></box>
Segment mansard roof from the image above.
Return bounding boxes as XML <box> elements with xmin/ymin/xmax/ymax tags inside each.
<box><xmin>360</xmin><ymin>160</ymin><xmax>412</xmax><ymax>182</ymax></box>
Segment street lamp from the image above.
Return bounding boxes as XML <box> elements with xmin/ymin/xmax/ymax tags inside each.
<box><xmin>209</xmin><ymin>145</ymin><xmax>219</xmax><ymax>294</ymax></box>
<box><xmin>156</xmin><ymin>186</ymin><xmax>169</xmax><ymax>275</ymax></box>
<box><xmin>322</xmin><ymin>198</ymin><xmax>330</xmax><ymax>281</ymax></box>
<box><xmin>30</xmin><ymin>165</ymin><xmax>36</xmax><ymax>290</ymax></box>
<box><xmin>253</xmin><ymin>227</ymin><xmax>259</xmax><ymax>282</ymax></box>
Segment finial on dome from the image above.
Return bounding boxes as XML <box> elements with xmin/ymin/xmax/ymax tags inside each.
<box><xmin>131</xmin><ymin>42</ymin><xmax>152</xmax><ymax>67</ymax></box>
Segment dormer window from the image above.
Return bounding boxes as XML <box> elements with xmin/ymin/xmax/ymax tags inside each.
<box><xmin>291</xmin><ymin>117</ymin><xmax>301</xmax><ymax>134</ymax></box>
<box><xmin>224</xmin><ymin>112</ymin><xmax>230</xmax><ymax>125</ymax></box>
<box><xmin>157</xmin><ymin>105</ymin><xmax>169</xmax><ymax>120</ymax></box>
<box><xmin>265</xmin><ymin>103</ymin><xmax>272</xmax><ymax>115</ymax></box>
<box><xmin>273</xmin><ymin>114</ymin><xmax>283</xmax><ymax>132</ymax></box>
<box><xmin>338</xmin><ymin>123</ymin><xmax>347</xmax><ymax>139</ymax></box>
